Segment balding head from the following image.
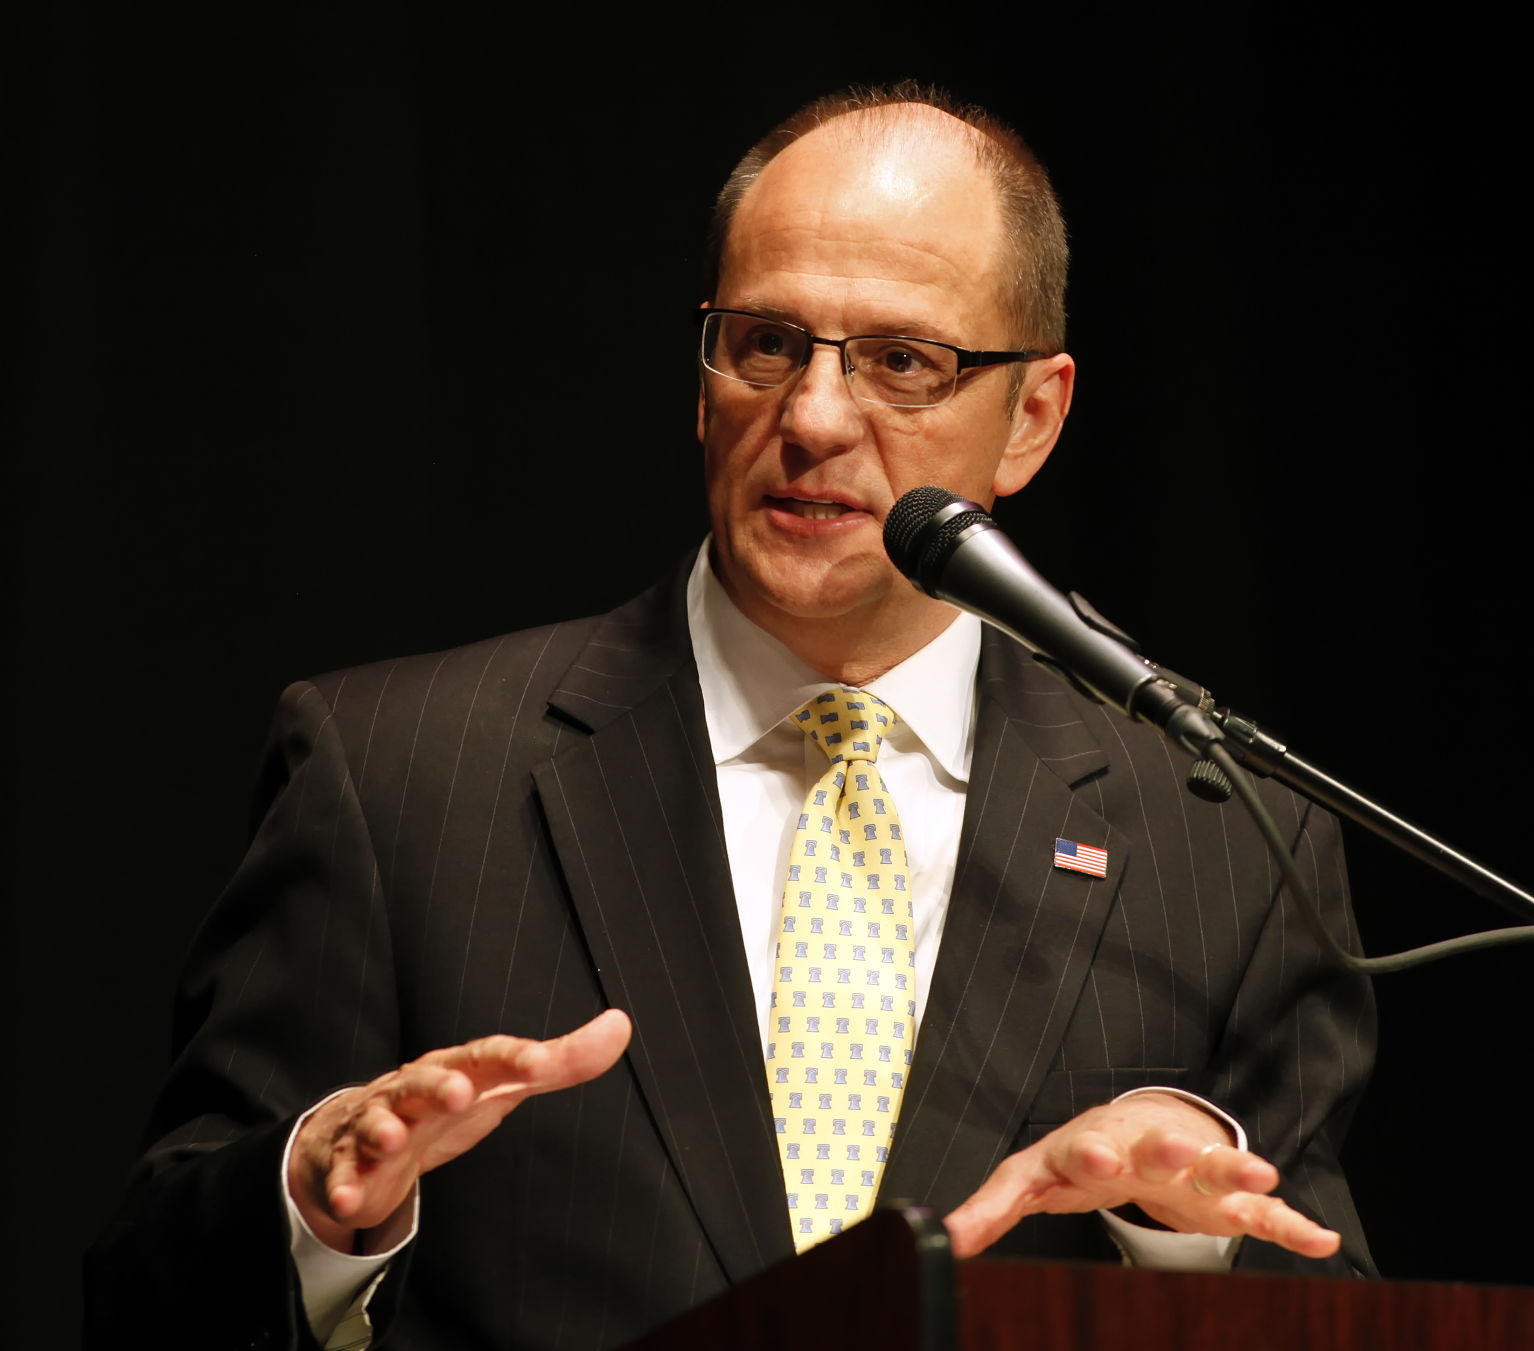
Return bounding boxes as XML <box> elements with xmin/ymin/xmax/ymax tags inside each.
<box><xmin>719</xmin><ymin>107</ymin><xmax>1011</xmax><ymax>359</ymax></box>
<box><xmin>706</xmin><ymin>84</ymin><xmax>1068</xmax><ymax>353</ymax></box>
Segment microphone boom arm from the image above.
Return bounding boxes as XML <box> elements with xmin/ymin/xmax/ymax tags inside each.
<box><xmin>1212</xmin><ymin>708</ymin><xmax>1534</xmax><ymax>925</ymax></box>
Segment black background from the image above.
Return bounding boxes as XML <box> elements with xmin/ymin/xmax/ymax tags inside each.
<box><xmin>15</xmin><ymin>6</ymin><xmax>1530</xmax><ymax>1342</ymax></box>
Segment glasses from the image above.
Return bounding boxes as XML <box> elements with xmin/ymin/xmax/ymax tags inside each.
<box><xmin>695</xmin><ymin>307</ymin><xmax>1045</xmax><ymax>409</ymax></box>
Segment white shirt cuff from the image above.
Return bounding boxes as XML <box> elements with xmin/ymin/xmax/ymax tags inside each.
<box><xmin>1096</xmin><ymin>1086</ymin><xmax>1244</xmax><ymax>1272</ymax></box>
<box><xmin>282</xmin><ymin>1092</ymin><xmax>419</xmax><ymax>1348</ymax></box>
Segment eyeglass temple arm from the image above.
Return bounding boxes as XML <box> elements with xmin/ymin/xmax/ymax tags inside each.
<box><xmin>956</xmin><ymin>349</ymin><xmax>1047</xmax><ymax>370</ymax></box>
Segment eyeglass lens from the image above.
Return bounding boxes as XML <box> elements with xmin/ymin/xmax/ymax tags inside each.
<box><xmin>702</xmin><ymin>311</ymin><xmax>959</xmax><ymax>408</ymax></box>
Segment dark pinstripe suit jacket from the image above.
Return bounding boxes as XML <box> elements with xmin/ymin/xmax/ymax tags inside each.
<box><xmin>90</xmin><ymin>560</ymin><xmax>1374</xmax><ymax>1350</ymax></box>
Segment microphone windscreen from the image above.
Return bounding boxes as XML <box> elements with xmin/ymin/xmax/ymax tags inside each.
<box><xmin>883</xmin><ymin>486</ymin><xmax>961</xmax><ymax>571</ymax></box>
<box><xmin>882</xmin><ymin>486</ymin><xmax>993</xmax><ymax>591</ymax></box>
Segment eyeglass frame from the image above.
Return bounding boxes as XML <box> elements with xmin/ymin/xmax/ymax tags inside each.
<box><xmin>692</xmin><ymin>306</ymin><xmax>1048</xmax><ymax>408</ymax></box>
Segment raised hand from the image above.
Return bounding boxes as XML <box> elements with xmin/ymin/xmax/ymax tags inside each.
<box><xmin>943</xmin><ymin>1091</ymin><xmax>1340</xmax><ymax>1261</ymax></box>
<box><xmin>287</xmin><ymin>1009</ymin><xmax>632</xmax><ymax>1253</ymax></box>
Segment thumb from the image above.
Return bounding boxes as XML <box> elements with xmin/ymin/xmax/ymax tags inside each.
<box><xmin>522</xmin><ymin>1009</ymin><xmax>632</xmax><ymax>1095</ymax></box>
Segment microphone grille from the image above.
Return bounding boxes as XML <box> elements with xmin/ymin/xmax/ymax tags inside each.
<box><xmin>883</xmin><ymin>486</ymin><xmax>966</xmax><ymax>573</ymax></box>
<box><xmin>884</xmin><ymin>485</ymin><xmax>994</xmax><ymax>590</ymax></box>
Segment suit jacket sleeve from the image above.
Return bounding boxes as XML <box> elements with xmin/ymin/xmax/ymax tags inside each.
<box><xmin>1211</xmin><ymin>795</ymin><xmax>1375</xmax><ymax>1275</ymax></box>
<box><xmin>86</xmin><ymin>677</ymin><xmax>410</xmax><ymax>1350</ymax></box>
<box><xmin>86</xmin><ymin>586</ymin><xmax>775</xmax><ymax>1351</ymax></box>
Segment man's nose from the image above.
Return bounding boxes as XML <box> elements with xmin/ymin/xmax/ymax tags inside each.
<box><xmin>778</xmin><ymin>345</ymin><xmax>866</xmax><ymax>453</ymax></box>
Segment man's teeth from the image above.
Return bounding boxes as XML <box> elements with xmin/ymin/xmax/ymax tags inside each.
<box><xmin>784</xmin><ymin>499</ymin><xmax>850</xmax><ymax>520</ymax></box>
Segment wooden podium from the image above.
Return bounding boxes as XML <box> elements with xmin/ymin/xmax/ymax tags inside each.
<box><xmin>620</xmin><ymin>1209</ymin><xmax>1531</xmax><ymax>1350</ymax></box>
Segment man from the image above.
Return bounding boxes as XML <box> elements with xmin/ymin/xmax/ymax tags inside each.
<box><xmin>89</xmin><ymin>86</ymin><xmax>1372</xmax><ymax>1349</ymax></box>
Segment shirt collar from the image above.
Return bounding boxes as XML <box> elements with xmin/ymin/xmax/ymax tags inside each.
<box><xmin>685</xmin><ymin>541</ymin><xmax>981</xmax><ymax>781</ymax></box>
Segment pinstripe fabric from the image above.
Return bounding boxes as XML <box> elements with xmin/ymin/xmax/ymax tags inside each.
<box><xmin>90</xmin><ymin>559</ymin><xmax>1374</xmax><ymax>1351</ymax></box>
<box><xmin>883</xmin><ymin>629</ymin><xmax>1374</xmax><ymax>1267</ymax></box>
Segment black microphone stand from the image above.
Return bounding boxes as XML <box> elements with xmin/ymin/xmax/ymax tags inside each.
<box><xmin>1210</xmin><ymin>704</ymin><xmax>1534</xmax><ymax>925</ymax></box>
<box><xmin>1061</xmin><ymin>588</ymin><xmax>1534</xmax><ymax>929</ymax></box>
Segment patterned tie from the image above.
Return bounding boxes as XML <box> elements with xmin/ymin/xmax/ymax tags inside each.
<box><xmin>767</xmin><ymin>686</ymin><xmax>916</xmax><ymax>1252</ymax></box>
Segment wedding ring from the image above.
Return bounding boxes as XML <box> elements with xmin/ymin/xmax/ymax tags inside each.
<box><xmin>1191</xmin><ymin>1141</ymin><xmax>1222</xmax><ymax>1196</ymax></box>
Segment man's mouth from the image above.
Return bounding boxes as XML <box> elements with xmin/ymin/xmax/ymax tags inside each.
<box><xmin>770</xmin><ymin>496</ymin><xmax>860</xmax><ymax>521</ymax></box>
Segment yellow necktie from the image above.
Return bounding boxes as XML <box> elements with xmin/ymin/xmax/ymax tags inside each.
<box><xmin>767</xmin><ymin>686</ymin><xmax>915</xmax><ymax>1252</ymax></box>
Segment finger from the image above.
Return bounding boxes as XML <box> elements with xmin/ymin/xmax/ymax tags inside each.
<box><xmin>1125</xmin><ymin>1127</ymin><xmax>1206</xmax><ymax>1184</ymax></box>
<box><xmin>323</xmin><ymin>1106</ymin><xmax>429</xmax><ymax>1223</ymax></box>
<box><xmin>1046</xmin><ymin>1128</ymin><xmax>1128</xmax><ymax>1187</ymax></box>
<box><xmin>330</xmin><ymin>1067</ymin><xmax>476</xmax><ymax>1166</ymax></box>
<box><xmin>948</xmin><ymin>1125</ymin><xmax>1152</xmax><ymax>1257</ymax></box>
<box><xmin>383</xmin><ymin>1064</ymin><xmax>477</xmax><ymax>1121</ymax></box>
<box><xmin>323</xmin><ymin>1140</ymin><xmax>368</xmax><ymax>1220</ymax></box>
<box><xmin>1221</xmin><ymin>1192</ymin><xmax>1341</xmax><ymax>1258</ymax></box>
<box><xmin>348</xmin><ymin>1102</ymin><xmax>409</xmax><ymax>1159</ymax></box>
<box><xmin>1188</xmin><ymin>1143</ymin><xmax>1279</xmax><ymax>1198</ymax></box>
<box><xmin>442</xmin><ymin>1010</ymin><xmax>633</xmax><ymax>1098</ymax></box>
<box><xmin>530</xmin><ymin>1008</ymin><xmax>633</xmax><ymax>1091</ymax></box>
<box><xmin>944</xmin><ymin>1150</ymin><xmax>1060</xmax><ymax>1259</ymax></box>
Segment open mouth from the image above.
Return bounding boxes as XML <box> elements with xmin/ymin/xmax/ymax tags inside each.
<box><xmin>770</xmin><ymin>497</ymin><xmax>860</xmax><ymax>521</ymax></box>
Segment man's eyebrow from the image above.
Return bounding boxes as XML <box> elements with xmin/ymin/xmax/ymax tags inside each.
<box><xmin>732</xmin><ymin>299</ymin><xmax>801</xmax><ymax>323</ymax></box>
<box><xmin>861</xmin><ymin>319</ymin><xmax>961</xmax><ymax>343</ymax></box>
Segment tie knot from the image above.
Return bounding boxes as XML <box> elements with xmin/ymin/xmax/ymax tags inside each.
<box><xmin>790</xmin><ymin>686</ymin><xmax>898</xmax><ymax>766</ymax></box>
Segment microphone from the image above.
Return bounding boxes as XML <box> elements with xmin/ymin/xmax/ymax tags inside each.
<box><xmin>882</xmin><ymin>486</ymin><xmax>1215</xmax><ymax>746</ymax></box>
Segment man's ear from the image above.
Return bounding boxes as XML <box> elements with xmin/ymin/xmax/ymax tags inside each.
<box><xmin>696</xmin><ymin>300</ymin><xmax>712</xmax><ymax>446</ymax></box>
<box><xmin>992</xmin><ymin>352</ymin><xmax>1075</xmax><ymax>499</ymax></box>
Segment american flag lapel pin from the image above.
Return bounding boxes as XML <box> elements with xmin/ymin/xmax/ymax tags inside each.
<box><xmin>1054</xmin><ymin>837</ymin><xmax>1108</xmax><ymax>878</ymax></box>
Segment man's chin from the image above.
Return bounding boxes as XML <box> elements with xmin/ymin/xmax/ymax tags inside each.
<box><xmin>726</xmin><ymin>559</ymin><xmax>900</xmax><ymax>627</ymax></box>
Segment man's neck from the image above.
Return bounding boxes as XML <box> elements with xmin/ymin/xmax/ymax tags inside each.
<box><xmin>736</xmin><ymin>590</ymin><xmax>963</xmax><ymax>687</ymax></box>
<box><xmin>687</xmin><ymin>542</ymin><xmax>983</xmax><ymax>779</ymax></box>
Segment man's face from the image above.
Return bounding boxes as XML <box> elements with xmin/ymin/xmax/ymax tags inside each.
<box><xmin>699</xmin><ymin>112</ymin><xmax>1072</xmax><ymax>661</ymax></box>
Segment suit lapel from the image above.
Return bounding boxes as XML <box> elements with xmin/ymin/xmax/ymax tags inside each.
<box><xmin>532</xmin><ymin>571</ymin><xmax>793</xmax><ymax>1282</ymax></box>
<box><xmin>883</xmin><ymin>629</ymin><xmax>1131</xmax><ymax>1213</ymax></box>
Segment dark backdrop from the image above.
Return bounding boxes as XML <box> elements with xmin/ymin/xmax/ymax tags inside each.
<box><xmin>15</xmin><ymin>7</ymin><xmax>1530</xmax><ymax>1342</ymax></box>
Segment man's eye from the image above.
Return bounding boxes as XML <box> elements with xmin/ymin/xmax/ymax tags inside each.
<box><xmin>733</xmin><ymin>324</ymin><xmax>797</xmax><ymax>363</ymax></box>
<box><xmin>866</xmin><ymin>343</ymin><xmax>935</xmax><ymax>377</ymax></box>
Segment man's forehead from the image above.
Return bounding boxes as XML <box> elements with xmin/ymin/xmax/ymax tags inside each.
<box><xmin>719</xmin><ymin>105</ymin><xmax>1007</xmax><ymax>326</ymax></box>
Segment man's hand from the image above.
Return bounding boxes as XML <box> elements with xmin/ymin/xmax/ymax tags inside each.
<box><xmin>287</xmin><ymin>1009</ymin><xmax>632</xmax><ymax>1253</ymax></box>
<box><xmin>943</xmin><ymin>1092</ymin><xmax>1340</xmax><ymax>1261</ymax></box>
